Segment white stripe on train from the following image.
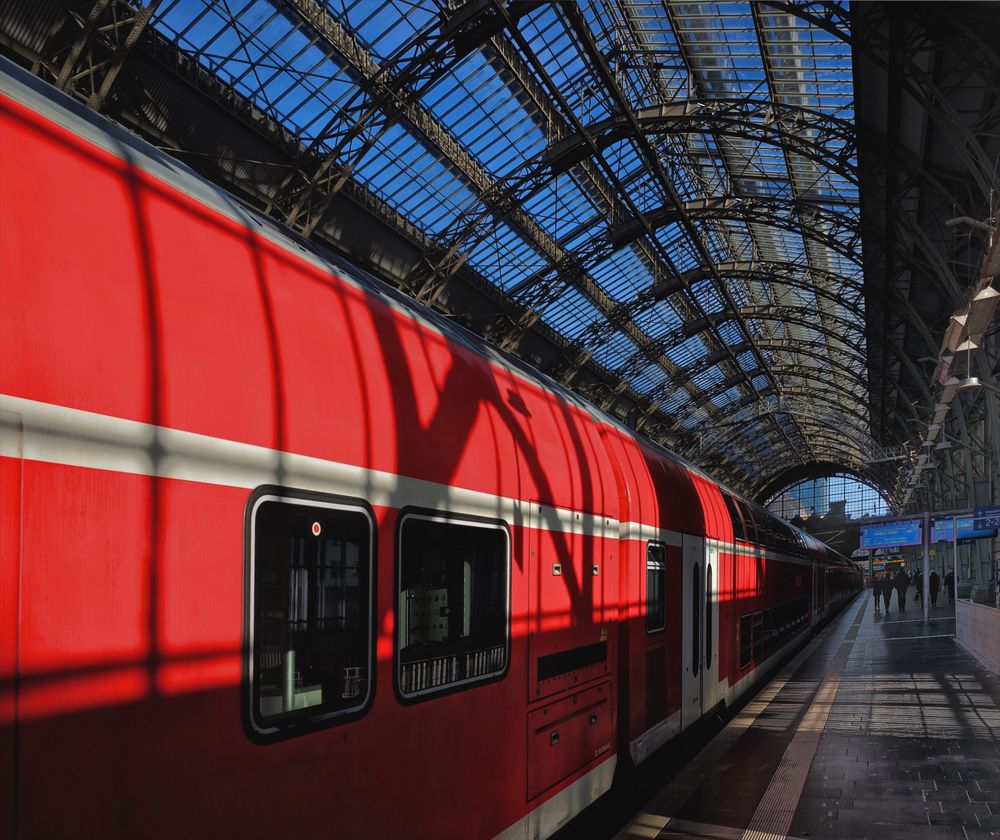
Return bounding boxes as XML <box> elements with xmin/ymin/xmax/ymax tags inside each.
<box><xmin>0</xmin><ymin>392</ymin><xmax>821</xmax><ymax>565</ymax></box>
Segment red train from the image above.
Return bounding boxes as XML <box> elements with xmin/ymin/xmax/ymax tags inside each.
<box><xmin>0</xmin><ymin>57</ymin><xmax>860</xmax><ymax>839</ymax></box>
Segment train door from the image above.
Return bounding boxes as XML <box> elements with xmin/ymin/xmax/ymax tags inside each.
<box><xmin>681</xmin><ymin>534</ymin><xmax>704</xmax><ymax>727</ymax></box>
<box><xmin>701</xmin><ymin>544</ymin><xmax>719</xmax><ymax>711</ymax></box>
<box><xmin>811</xmin><ymin>562</ymin><xmax>819</xmax><ymax>624</ymax></box>
<box><xmin>0</xmin><ymin>409</ymin><xmax>22</xmax><ymax>837</ymax></box>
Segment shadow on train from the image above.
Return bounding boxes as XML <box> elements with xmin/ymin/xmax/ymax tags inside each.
<box><xmin>0</xmin><ymin>70</ymin><xmax>860</xmax><ymax>840</ymax></box>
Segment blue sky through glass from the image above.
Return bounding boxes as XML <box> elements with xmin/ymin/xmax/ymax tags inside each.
<box><xmin>144</xmin><ymin>0</ymin><xmax>862</xmax><ymax>488</ymax></box>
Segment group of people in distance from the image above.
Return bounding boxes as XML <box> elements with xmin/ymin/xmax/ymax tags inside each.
<box><xmin>871</xmin><ymin>567</ymin><xmax>955</xmax><ymax>612</ymax></box>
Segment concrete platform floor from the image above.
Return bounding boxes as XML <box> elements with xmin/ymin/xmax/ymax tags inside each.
<box><xmin>616</xmin><ymin>593</ymin><xmax>1000</xmax><ymax>840</ymax></box>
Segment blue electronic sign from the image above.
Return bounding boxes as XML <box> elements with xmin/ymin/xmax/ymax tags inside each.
<box><xmin>973</xmin><ymin>505</ymin><xmax>1000</xmax><ymax>531</ymax></box>
<box><xmin>934</xmin><ymin>515</ymin><xmax>997</xmax><ymax>542</ymax></box>
<box><xmin>859</xmin><ymin>520</ymin><xmax>922</xmax><ymax>549</ymax></box>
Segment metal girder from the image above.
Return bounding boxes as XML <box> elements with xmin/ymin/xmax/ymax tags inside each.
<box><xmin>693</xmin><ymin>389</ymin><xmax>874</xmax><ymax>447</ymax></box>
<box><xmin>275</xmin><ymin>2</ymin><xmax>709</xmax><ymax>410</ymax></box>
<box><xmin>37</xmin><ymin>0</ymin><xmax>161</xmax><ymax>110</ymax></box>
<box><xmin>621</xmin><ymin>0</ymin><xmax>844</xmax><ymax>384</ymax></box>
<box><xmin>854</xmin><ymin>3</ymin><xmax>1000</xmax><ymax>200</ymax></box>
<box><xmin>445</xmin><ymin>31</ymin><xmax>770</xmax><ymax>438</ymax></box>
<box><xmin>677</xmin><ymin>261</ymin><xmax>864</xmax><ymax>310</ymax></box>
<box><xmin>738</xmin><ymin>430</ymin><xmax>875</xmax><ymax>492</ymax></box>
<box><xmin>269</xmin><ymin>0</ymin><xmax>533</xmax><ymax>237</ymax></box>
<box><xmin>544</xmin><ymin>97</ymin><xmax>858</xmax><ymax>189</ymax></box>
<box><xmin>608</xmin><ymin>198</ymin><xmax>861</xmax><ymax>265</ymax></box>
<box><xmin>562</xmin><ymin>301</ymin><xmax>867</xmax><ymax>425</ymax></box>
<box><xmin>479</xmin><ymin>14</ymin><xmax>786</xmax><ymax>430</ymax></box>
<box><xmin>759</xmin><ymin>1</ymin><xmax>851</xmax><ymax>44</ymax></box>
<box><xmin>855</xmin><ymin>4</ymin><xmax>1000</xmax><ymax>506</ymax></box>
<box><xmin>673</xmin><ymin>370</ymin><xmax>870</xmax><ymax>438</ymax></box>
<box><xmin>560</xmin><ymin>2</ymin><xmax>824</xmax><ymax>470</ymax></box>
<box><xmin>2</xmin><ymin>0</ymin><xmax>897</xmax><ymax>497</ymax></box>
<box><xmin>685</xmin><ymin>339</ymin><xmax>865</xmax><ymax>385</ymax></box>
<box><xmin>749</xmin><ymin>0</ymin><xmax>858</xmax><ymax>409</ymax></box>
<box><xmin>654</xmin><ymin>305</ymin><xmax>867</xmax><ymax>365</ymax></box>
<box><xmin>261</xmin><ymin>1</ymin><xmax>782</xmax><ymax>483</ymax></box>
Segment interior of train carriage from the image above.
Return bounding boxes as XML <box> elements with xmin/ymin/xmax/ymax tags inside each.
<box><xmin>2</xmin><ymin>1</ymin><xmax>1000</xmax><ymax>839</ymax></box>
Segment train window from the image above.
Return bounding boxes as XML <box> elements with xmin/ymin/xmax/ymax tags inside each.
<box><xmin>397</xmin><ymin>512</ymin><xmax>509</xmax><ymax>699</ymax></box>
<box><xmin>752</xmin><ymin>612</ymin><xmax>764</xmax><ymax>661</ymax></box>
<box><xmin>739</xmin><ymin>614</ymin><xmax>752</xmax><ymax>669</ymax></box>
<box><xmin>248</xmin><ymin>490</ymin><xmax>374</xmax><ymax>739</ymax></box>
<box><xmin>739</xmin><ymin>501</ymin><xmax>759</xmax><ymax>545</ymax></box>
<box><xmin>646</xmin><ymin>542</ymin><xmax>667</xmax><ymax>634</ymax></box>
<box><xmin>722</xmin><ymin>494</ymin><xmax>745</xmax><ymax>542</ymax></box>
<box><xmin>705</xmin><ymin>563</ymin><xmax>713</xmax><ymax>667</ymax></box>
<box><xmin>692</xmin><ymin>563</ymin><xmax>701</xmax><ymax>677</ymax></box>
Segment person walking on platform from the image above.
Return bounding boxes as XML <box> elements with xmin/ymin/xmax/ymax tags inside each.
<box><xmin>881</xmin><ymin>573</ymin><xmax>894</xmax><ymax>612</ymax></box>
<box><xmin>945</xmin><ymin>569</ymin><xmax>955</xmax><ymax>603</ymax></box>
<box><xmin>929</xmin><ymin>570</ymin><xmax>941</xmax><ymax>607</ymax></box>
<box><xmin>873</xmin><ymin>573</ymin><xmax>883</xmax><ymax>610</ymax></box>
<box><xmin>893</xmin><ymin>567</ymin><xmax>911</xmax><ymax>612</ymax></box>
<box><xmin>914</xmin><ymin>570</ymin><xmax>923</xmax><ymax>604</ymax></box>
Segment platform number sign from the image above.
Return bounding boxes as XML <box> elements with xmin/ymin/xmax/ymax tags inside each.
<box><xmin>973</xmin><ymin>506</ymin><xmax>1000</xmax><ymax>531</ymax></box>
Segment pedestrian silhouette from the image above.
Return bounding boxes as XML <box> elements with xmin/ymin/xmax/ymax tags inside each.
<box><xmin>893</xmin><ymin>568</ymin><xmax>911</xmax><ymax>612</ymax></box>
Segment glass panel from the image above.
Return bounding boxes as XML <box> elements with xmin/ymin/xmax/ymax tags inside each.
<box><xmin>739</xmin><ymin>614</ymin><xmax>752</xmax><ymax>669</ymax></box>
<box><xmin>705</xmin><ymin>563</ymin><xmax>713</xmax><ymax>667</ymax></box>
<box><xmin>398</xmin><ymin>515</ymin><xmax>508</xmax><ymax>697</ymax></box>
<box><xmin>723</xmin><ymin>493</ymin><xmax>745</xmax><ymax>542</ymax></box>
<box><xmin>252</xmin><ymin>496</ymin><xmax>372</xmax><ymax>731</ymax></box>
<box><xmin>646</xmin><ymin>543</ymin><xmax>667</xmax><ymax>634</ymax></box>
<box><xmin>692</xmin><ymin>562</ymin><xmax>701</xmax><ymax>677</ymax></box>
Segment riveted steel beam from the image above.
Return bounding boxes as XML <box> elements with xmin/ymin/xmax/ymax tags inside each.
<box><xmin>38</xmin><ymin>0</ymin><xmax>161</xmax><ymax>110</ymax></box>
<box><xmin>608</xmin><ymin>197</ymin><xmax>861</xmax><ymax>265</ymax></box>
<box><xmin>544</xmin><ymin>97</ymin><xmax>858</xmax><ymax>188</ymax></box>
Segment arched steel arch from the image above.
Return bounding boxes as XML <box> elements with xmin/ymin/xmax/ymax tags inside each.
<box><xmin>697</xmin><ymin>417</ymin><xmax>875</xmax><ymax>473</ymax></box>
<box><xmin>544</xmin><ymin>98</ymin><xmax>858</xmax><ymax>187</ymax></box>
<box><xmin>603</xmin><ymin>308</ymin><xmax>870</xmax><ymax>414</ymax></box>
<box><xmin>673</xmin><ymin>386</ymin><xmax>888</xmax><ymax>458</ymax></box>
<box><xmin>607</xmin><ymin>197</ymin><xmax>861</xmax><ymax>265</ymax></box>
<box><xmin>675</xmin><ymin>338</ymin><xmax>867</xmax><ymax>390</ymax></box>
<box><xmin>757</xmin><ymin>463</ymin><xmax>895</xmax><ymax>510</ymax></box>
<box><xmin>677</xmin><ymin>261</ymin><xmax>864</xmax><ymax>309</ymax></box>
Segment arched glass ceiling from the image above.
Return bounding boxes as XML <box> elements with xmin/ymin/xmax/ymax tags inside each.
<box><xmin>766</xmin><ymin>473</ymin><xmax>893</xmax><ymax>521</ymax></box>
<box><xmin>139</xmin><ymin>0</ymin><xmax>868</xmax><ymax>496</ymax></box>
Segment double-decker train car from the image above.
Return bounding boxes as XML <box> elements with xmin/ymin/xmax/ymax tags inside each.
<box><xmin>0</xmin><ymin>57</ymin><xmax>860</xmax><ymax>840</ymax></box>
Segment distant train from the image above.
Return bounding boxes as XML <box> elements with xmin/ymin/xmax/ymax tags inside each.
<box><xmin>0</xmin><ymin>56</ymin><xmax>860</xmax><ymax>840</ymax></box>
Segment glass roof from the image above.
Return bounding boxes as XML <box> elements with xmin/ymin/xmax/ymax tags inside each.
<box><xmin>146</xmin><ymin>0</ymin><xmax>868</xmax><ymax>494</ymax></box>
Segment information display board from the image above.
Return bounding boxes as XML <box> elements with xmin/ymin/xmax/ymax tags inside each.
<box><xmin>973</xmin><ymin>505</ymin><xmax>1000</xmax><ymax>531</ymax></box>
<box><xmin>932</xmin><ymin>516</ymin><xmax>995</xmax><ymax>542</ymax></box>
<box><xmin>859</xmin><ymin>520</ymin><xmax>922</xmax><ymax>549</ymax></box>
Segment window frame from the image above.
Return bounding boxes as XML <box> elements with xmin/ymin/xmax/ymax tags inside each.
<box><xmin>394</xmin><ymin>508</ymin><xmax>511</xmax><ymax>704</ymax></box>
<box><xmin>243</xmin><ymin>485</ymin><xmax>376</xmax><ymax>744</ymax></box>
<box><xmin>645</xmin><ymin>541</ymin><xmax>668</xmax><ymax>635</ymax></box>
<box><xmin>692</xmin><ymin>561</ymin><xmax>701</xmax><ymax>677</ymax></box>
<box><xmin>705</xmin><ymin>562</ymin><xmax>713</xmax><ymax>668</ymax></box>
<box><xmin>739</xmin><ymin>613</ymin><xmax>752</xmax><ymax>670</ymax></box>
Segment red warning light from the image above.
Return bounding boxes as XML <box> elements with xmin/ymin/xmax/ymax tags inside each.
<box><xmin>311</xmin><ymin>521</ymin><xmax>321</xmax><ymax>537</ymax></box>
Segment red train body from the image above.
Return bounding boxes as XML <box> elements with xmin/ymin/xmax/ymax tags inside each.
<box><xmin>0</xmin><ymin>58</ymin><xmax>860</xmax><ymax>839</ymax></box>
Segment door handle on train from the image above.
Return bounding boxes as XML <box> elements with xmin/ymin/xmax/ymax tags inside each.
<box><xmin>550</xmin><ymin>730</ymin><xmax>560</xmax><ymax>746</ymax></box>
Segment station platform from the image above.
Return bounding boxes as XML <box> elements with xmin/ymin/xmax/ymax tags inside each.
<box><xmin>616</xmin><ymin>593</ymin><xmax>1000</xmax><ymax>840</ymax></box>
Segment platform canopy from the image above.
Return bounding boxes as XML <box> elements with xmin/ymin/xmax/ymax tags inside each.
<box><xmin>3</xmin><ymin>1</ymin><xmax>998</xmax><ymax>509</ymax></box>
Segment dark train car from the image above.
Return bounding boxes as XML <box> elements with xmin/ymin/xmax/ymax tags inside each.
<box><xmin>0</xmin><ymin>57</ymin><xmax>859</xmax><ymax>840</ymax></box>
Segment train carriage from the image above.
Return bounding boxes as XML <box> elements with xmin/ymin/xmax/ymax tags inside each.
<box><xmin>0</xmin><ymin>56</ymin><xmax>860</xmax><ymax>840</ymax></box>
